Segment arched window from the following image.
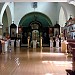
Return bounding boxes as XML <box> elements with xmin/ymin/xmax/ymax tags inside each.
<box><xmin>59</xmin><ymin>7</ymin><xmax>66</xmax><ymax>27</ymax></box>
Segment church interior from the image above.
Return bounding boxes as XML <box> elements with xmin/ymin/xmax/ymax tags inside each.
<box><xmin>0</xmin><ymin>0</ymin><xmax>75</xmax><ymax>75</ymax></box>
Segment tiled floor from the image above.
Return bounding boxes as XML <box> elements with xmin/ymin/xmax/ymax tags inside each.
<box><xmin>0</xmin><ymin>47</ymin><xmax>72</xmax><ymax>75</ymax></box>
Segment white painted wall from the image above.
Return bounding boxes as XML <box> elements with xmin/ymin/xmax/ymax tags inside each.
<box><xmin>1</xmin><ymin>2</ymin><xmax>75</xmax><ymax>28</ymax></box>
<box><xmin>60</xmin><ymin>2</ymin><xmax>75</xmax><ymax>20</ymax></box>
<box><xmin>8</xmin><ymin>2</ymin><xmax>14</xmax><ymax>23</ymax></box>
<box><xmin>0</xmin><ymin>3</ymin><xmax>4</xmax><ymax>12</ymax></box>
<box><xmin>0</xmin><ymin>0</ymin><xmax>68</xmax><ymax>2</ymax></box>
<box><xmin>14</xmin><ymin>2</ymin><xmax>58</xmax><ymax>26</ymax></box>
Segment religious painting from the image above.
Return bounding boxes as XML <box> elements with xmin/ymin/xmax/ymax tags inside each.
<box><xmin>54</xmin><ymin>28</ymin><xmax>59</xmax><ymax>37</ymax></box>
<box><xmin>31</xmin><ymin>24</ymin><xmax>39</xmax><ymax>29</ymax></box>
<box><xmin>49</xmin><ymin>28</ymin><xmax>53</xmax><ymax>37</ymax></box>
<box><xmin>33</xmin><ymin>2</ymin><xmax>37</xmax><ymax>8</ymax></box>
<box><xmin>18</xmin><ymin>27</ymin><xmax>22</xmax><ymax>34</ymax></box>
<box><xmin>11</xmin><ymin>28</ymin><xmax>16</xmax><ymax>37</ymax></box>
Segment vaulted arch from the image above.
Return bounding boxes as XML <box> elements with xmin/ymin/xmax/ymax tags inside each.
<box><xmin>0</xmin><ymin>2</ymin><xmax>9</xmax><ymax>24</ymax></box>
<box><xmin>59</xmin><ymin>6</ymin><xmax>66</xmax><ymax>27</ymax></box>
<box><xmin>19</xmin><ymin>12</ymin><xmax>52</xmax><ymax>27</ymax></box>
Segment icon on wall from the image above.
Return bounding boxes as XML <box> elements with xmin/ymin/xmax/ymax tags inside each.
<box><xmin>33</xmin><ymin>2</ymin><xmax>37</xmax><ymax>8</ymax></box>
<box><xmin>54</xmin><ymin>28</ymin><xmax>59</xmax><ymax>36</ymax></box>
<box><xmin>49</xmin><ymin>28</ymin><xmax>53</xmax><ymax>37</ymax></box>
<box><xmin>11</xmin><ymin>28</ymin><xmax>16</xmax><ymax>37</ymax></box>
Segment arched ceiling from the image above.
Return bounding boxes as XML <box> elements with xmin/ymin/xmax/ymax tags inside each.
<box><xmin>19</xmin><ymin>12</ymin><xmax>52</xmax><ymax>27</ymax></box>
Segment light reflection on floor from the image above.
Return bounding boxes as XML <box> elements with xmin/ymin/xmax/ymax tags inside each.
<box><xmin>41</xmin><ymin>53</ymin><xmax>65</xmax><ymax>55</ymax></box>
<box><xmin>0</xmin><ymin>47</ymin><xmax>72</xmax><ymax>75</ymax></box>
<box><xmin>45</xmin><ymin>73</ymin><xmax>53</xmax><ymax>75</ymax></box>
<box><xmin>42</xmin><ymin>60</ymin><xmax>72</xmax><ymax>67</ymax></box>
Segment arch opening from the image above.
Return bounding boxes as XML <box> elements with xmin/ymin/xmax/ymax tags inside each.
<box><xmin>19</xmin><ymin>12</ymin><xmax>52</xmax><ymax>47</ymax></box>
<box><xmin>2</xmin><ymin>5</ymin><xmax>12</xmax><ymax>38</ymax></box>
<box><xmin>19</xmin><ymin>12</ymin><xmax>52</xmax><ymax>27</ymax></box>
<box><xmin>59</xmin><ymin>6</ymin><xmax>66</xmax><ymax>27</ymax></box>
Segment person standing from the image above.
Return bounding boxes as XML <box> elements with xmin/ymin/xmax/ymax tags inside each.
<box><xmin>55</xmin><ymin>36</ymin><xmax>59</xmax><ymax>52</ymax></box>
<box><xmin>53</xmin><ymin>36</ymin><xmax>56</xmax><ymax>52</ymax></box>
<box><xmin>50</xmin><ymin>37</ymin><xmax>53</xmax><ymax>52</ymax></box>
